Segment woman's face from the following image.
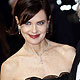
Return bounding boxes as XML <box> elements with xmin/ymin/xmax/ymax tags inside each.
<box><xmin>20</xmin><ymin>10</ymin><xmax>49</xmax><ymax>45</ymax></box>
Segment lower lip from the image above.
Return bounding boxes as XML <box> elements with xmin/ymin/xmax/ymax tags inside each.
<box><xmin>29</xmin><ymin>34</ymin><xmax>40</xmax><ymax>39</ymax></box>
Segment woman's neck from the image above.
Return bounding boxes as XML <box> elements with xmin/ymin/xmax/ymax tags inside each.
<box><xmin>24</xmin><ymin>39</ymin><xmax>48</xmax><ymax>54</ymax></box>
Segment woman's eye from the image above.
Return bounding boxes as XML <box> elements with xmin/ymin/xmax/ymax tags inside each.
<box><xmin>37</xmin><ymin>21</ymin><xmax>45</xmax><ymax>25</ymax></box>
<box><xmin>25</xmin><ymin>21</ymin><xmax>31</xmax><ymax>25</ymax></box>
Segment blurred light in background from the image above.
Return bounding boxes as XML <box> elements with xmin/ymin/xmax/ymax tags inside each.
<box><xmin>75</xmin><ymin>0</ymin><xmax>78</xmax><ymax>3</ymax></box>
<box><xmin>56</xmin><ymin>0</ymin><xmax>79</xmax><ymax>11</ymax></box>
<box><xmin>60</xmin><ymin>5</ymin><xmax>71</xmax><ymax>11</ymax></box>
<box><xmin>56</xmin><ymin>0</ymin><xmax>62</xmax><ymax>5</ymax></box>
<box><xmin>72</xmin><ymin>3</ymin><xmax>78</xmax><ymax>11</ymax></box>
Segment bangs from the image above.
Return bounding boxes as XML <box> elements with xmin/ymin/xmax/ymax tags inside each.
<box><xmin>19</xmin><ymin>2</ymin><xmax>42</xmax><ymax>25</ymax></box>
<box><xmin>14</xmin><ymin>0</ymin><xmax>51</xmax><ymax>25</ymax></box>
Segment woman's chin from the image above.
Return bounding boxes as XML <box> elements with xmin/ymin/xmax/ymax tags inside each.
<box><xmin>28</xmin><ymin>41</ymin><xmax>41</xmax><ymax>45</ymax></box>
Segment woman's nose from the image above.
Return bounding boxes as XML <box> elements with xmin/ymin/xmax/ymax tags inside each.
<box><xmin>31</xmin><ymin>25</ymin><xmax>38</xmax><ymax>33</ymax></box>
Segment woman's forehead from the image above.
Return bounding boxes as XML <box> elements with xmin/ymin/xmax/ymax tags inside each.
<box><xmin>28</xmin><ymin>10</ymin><xmax>47</xmax><ymax>22</ymax></box>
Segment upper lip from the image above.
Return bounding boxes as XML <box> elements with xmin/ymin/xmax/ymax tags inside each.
<box><xmin>28</xmin><ymin>34</ymin><xmax>40</xmax><ymax>39</ymax></box>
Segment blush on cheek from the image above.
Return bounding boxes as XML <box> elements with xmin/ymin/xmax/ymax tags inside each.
<box><xmin>41</xmin><ymin>27</ymin><xmax>47</xmax><ymax>32</ymax></box>
<box><xmin>21</xmin><ymin>28</ymin><xmax>28</xmax><ymax>34</ymax></box>
<box><xmin>21</xmin><ymin>25</ymin><xmax>28</xmax><ymax>33</ymax></box>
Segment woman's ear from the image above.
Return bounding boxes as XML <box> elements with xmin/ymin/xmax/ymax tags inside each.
<box><xmin>15</xmin><ymin>16</ymin><xmax>21</xmax><ymax>34</ymax></box>
<box><xmin>15</xmin><ymin>16</ymin><xmax>21</xmax><ymax>30</ymax></box>
<box><xmin>15</xmin><ymin>16</ymin><xmax>19</xmax><ymax>24</ymax></box>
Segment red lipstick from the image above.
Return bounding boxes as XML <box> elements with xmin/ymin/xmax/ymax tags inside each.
<box><xmin>29</xmin><ymin>34</ymin><xmax>40</xmax><ymax>39</ymax></box>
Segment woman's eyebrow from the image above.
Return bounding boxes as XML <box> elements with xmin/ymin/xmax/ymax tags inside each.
<box><xmin>37</xmin><ymin>20</ymin><xmax>46</xmax><ymax>22</ymax></box>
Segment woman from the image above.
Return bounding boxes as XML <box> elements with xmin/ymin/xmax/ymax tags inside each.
<box><xmin>68</xmin><ymin>0</ymin><xmax>80</xmax><ymax>80</ymax></box>
<box><xmin>1</xmin><ymin>0</ymin><xmax>75</xmax><ymax>80</ymax></box>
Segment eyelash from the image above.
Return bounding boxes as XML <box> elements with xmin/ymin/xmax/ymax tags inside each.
<box><xmin>25</xmin><ymin>22</ymin><xmax>31</xmax><ymax>25</ymax></box>
<box><xmin>37</xmin><ymin>21</ymin><xmax>45</xmax><ymax>25</ymax></box>
<box><xmin>25</xmin><ymin>21</ymin><xmax>45</xmax><ymax>25</ymax></box>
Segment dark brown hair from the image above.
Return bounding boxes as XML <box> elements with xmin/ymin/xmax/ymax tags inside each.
<box><xmin>11</xmin><ymin>0</ymin><xmax>53</xmax><ymax>39</ymax></box>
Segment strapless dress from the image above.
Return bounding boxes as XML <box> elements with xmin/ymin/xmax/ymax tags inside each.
<box><xmin>25</xmin><ymin>72</ymin><xmax>69</xmax><ymax>80</ymax></box>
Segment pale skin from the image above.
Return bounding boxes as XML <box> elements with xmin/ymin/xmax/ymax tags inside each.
<box><xmin>1</xmin><ymin>10</ymin><xmax>76</xmax><ymax>80</ymax></box>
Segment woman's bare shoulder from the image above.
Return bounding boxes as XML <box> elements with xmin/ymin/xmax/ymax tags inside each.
<box><xmin>49</xmin><ymin>40</ymin><xmax>76</xmax><ymax>60</ymax></box>
<box><xmin>1</xmin><ymin>46</ymin><xmax>24</xmax><ymax>73</ymax></box>
<box><xmin>1</xmin><ymin>53</ymin><xmax>21</xmax><ymax>80</ymax></box>
<box><xmin>49</xmin><ymin>40</ymin><xmax>75</xmax><ymax>50</ymax></box>
<box><xmin>1</xmin><ymin>54</ymin><xmax>20</xmax><ymax>73</ymax></box>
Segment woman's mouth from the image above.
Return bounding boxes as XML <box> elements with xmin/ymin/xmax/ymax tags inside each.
<box><xmin>28</xmin><ymin>34</ymin><xmax>40</xmax><ymax>39</ymax></box>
